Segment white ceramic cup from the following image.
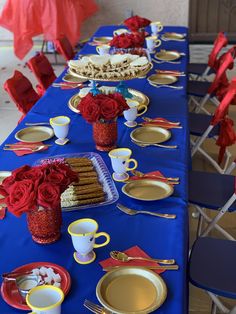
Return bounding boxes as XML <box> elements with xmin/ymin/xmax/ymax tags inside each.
<box><xmin>109</xmin><ymin>148</ymin><xmax>138</xmax><ymax>182</ymax></box>
<box><xmin>26</xmin><ymin>285</ymin><xmax>64</xmax><ymax>314</ymax></box>
<box><xmin>113</xmin><ymin>28</ymin><xmax>129</xmax><ymax>36</ymax></box>
<box><xmin>49</xmin><ymin>116</ymin><xmax>70</xmax><ymax>145</ymax></box>
<box><xmin>68</xmin><ymin>218</ymin><xmax>110</xmax><ymax>265</ymax></box>
<box><xmin>150</xmin><ymin>21</ymin><xmax>163</xmax><ymax>36</ymax></box>
<box><xmin>124</xmin><ymin>99</ymin><xmax>147</xmax><ymax>127</ymax></box>
<box><xmin>145</xmin><ymin>35</ymin><xmax>161</xmax><ymax>53</ymax></box>
<box><xmin>96</xmin><ymin>45</ymin><xmax>110</xmax><ymax>55</ymax></box>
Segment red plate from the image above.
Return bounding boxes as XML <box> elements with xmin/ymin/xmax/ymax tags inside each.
<box><xmin>1</xmin><ymin>262</ymin><xmax>71</xmax><ymax>310</ymax></box>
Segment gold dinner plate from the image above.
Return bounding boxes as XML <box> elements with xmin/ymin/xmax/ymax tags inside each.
<box><xmin>93</xmin><ymin>36</ymin><xmax>113</xmax><ymax>44</ymax></box>
<box><xmin>62</xmin><ymin>73</ymin><xmax>87</xmax><ymax>84</ymax></box>
<box><xmin>162</xmin><ymin>33</ymin><xmax>185</xmax><ymax>40</ymax></box>
<box><xmin>148</xmin><ymin>74</ymin><xmax>177</xmax><ymax>85</ymax></box>
<box><xmin>0</xmin><ymin>171</ymin><xmax>11</xmax><ymax>183</ymax></box>
<box><xmin>122</xmin><ymin>179</ymin><xmax>173</xmax><ymax>201</ymax></box>
<box><xmin>155</xmin><ymin>50</ymin><xmax>181</xmax><ymax>61</ymax></box>
<box><xmin>130</xmin><ymin>126</ymin><xmax>171</xmax><ymax>144</ymax></box>
<box><xmin>68</xmin><ymin>88</ymin><xmax>150</xmax><ymax>114</ymax></box>
<box><xmin>96</xmin><ymin>267</ymin><xmax>167</xmax><ymax>314</ymax></box>
<box><xmin>15</xmin><ymin>127</ymin><xmax>54</xmax><ymax>143</ymax></box>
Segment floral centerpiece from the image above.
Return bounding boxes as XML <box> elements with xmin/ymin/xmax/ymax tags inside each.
<box><xmin>0</xmin><ymin>163</ymin><xmax>78</xmax><ymax>244</ymax></box>
<box><xmin>78</xmin><ymin>92</ymin><xmax>129</xmax><ymax>151</ymax></box>
<box><xmin>109</xmin><ymin>32</ymin><xmax>145</xmax><ymax>49</ymax></box>
<box><xmin>124</xmin><ymin>15</ymin><xmax>151</xmax><ymax>32</ymax></box>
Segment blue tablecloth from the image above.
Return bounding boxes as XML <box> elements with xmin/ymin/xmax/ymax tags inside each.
<box><xmin>0</xmin><ymin>25</ymin><xmax>189</xmax><ymax>313</ymax></box>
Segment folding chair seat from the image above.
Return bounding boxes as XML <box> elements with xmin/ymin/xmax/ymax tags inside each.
<box><xmin>188</xmin><ymin>48</ymin><xmax>235</xmax><ymax>115</ymax></box>
<box><xmin>189</xmin><ymin>237</ymin><xmax>236</xmax><ymax>313</ymax></box>
<box><xmin>188</xmin><ymin>32</ymin><xmax>228</xmax><ymax>80</ymax></box>
<box><xmin>27</xmin><ymin>53</ymin><xmax>57</xmax><ymax>96</ymax></box>
<box><xmin>53</xmin><ymin>36</ymin><xmax>75</xmax><ymax>62</ymax></box>
<box><xmin>190</xmin><ymin>78</ymin><xmax>236</xmax><ymax>173</ymax></box>
<box><xmin>4</xmin><ymin>70</ymin><xmax>40</xmax><ymax>123</ymax></box>
<box><xmin>189</xmin><ymin>170</ymin><xmax>236</xmax><ymax>239</ymax></box>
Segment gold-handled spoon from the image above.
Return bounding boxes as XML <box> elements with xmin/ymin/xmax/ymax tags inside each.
<box><xmin>3</xmin><ymin>145</ymin><xmax>46</xmax><ymax>152</ymax></box>
<box><xmin>110</xmin><ymin>251</ymin><xmax>175</xmax><ymax>265</ymax></box>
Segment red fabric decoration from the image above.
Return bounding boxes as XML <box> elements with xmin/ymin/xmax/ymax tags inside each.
<box><xmin>208</xmin><ymin>32</ymin><xmax>228</xmax><ymax>69</ymax></box>
<box><xmin>4</xmin><ymin>70</ymin><xmax>40</xmax><ymax>123</ymax></box>
<box><xmin>27</xmin><ymin>53</ymin><xmax>57</xmax><ymax>95</ymax></box>
<box><xmin>216</xmin><ymin>117</ymin><xmax>236</xmax><ymax>164</ymax></box>
<box><xmin>54</xmin><ymin>36</ymin><xmax>75</xmax><ymax>61</ymax></box>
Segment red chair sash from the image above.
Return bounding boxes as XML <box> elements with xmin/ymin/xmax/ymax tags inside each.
<box><xmin>54</xmin><ymin>36</ymin><xmax>75</xmax><ymax>61</ymax></box>
<box><xmin>208</xmin><ymin>32</ymin><xmax>228</xmax><ymax>68</ymax></box>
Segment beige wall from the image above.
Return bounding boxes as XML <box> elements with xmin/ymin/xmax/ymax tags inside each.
<box><xmin>0</xmin><ymin>0</ymin><xmax>189</xmax><ymax>41</ymax></box>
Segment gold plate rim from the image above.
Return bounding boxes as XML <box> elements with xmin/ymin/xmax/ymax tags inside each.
<box><xmin>15</xmin><ymin>126</ymin><xmax>54</xmax><ymax>143</ymax></box>
<box><xmin>130</xmin><ymin>126</ymin><xmax>171</xmax><ymax>144</ymax></box>
<box><xmin>93</xmin><ymin>36</ymin><xmax>113</xmax><ymax>44</ymax></box>
<box><xmin>68</xmin><ymin>88</ymin><xmax>150</xmax><ymax>114</ymax></box>
<box><xmin>121</xmin><ymin>179</ymin><xmax>174</xmax><ymax>201</ymax></box>
<box><xmin>148</xmin><ymin>74</ymin><xmax>178</xmax><ymax>85</ymax></box>
<box><xmin>162</xmin><ymin>33</ymin><xmax>185</xmax><ymax>40</ymax></box>
<box><xmin>154</xmin><ymin>50</ymin><xmax>180</xmax><ymax>61</ymax></box>
<box><xmin>62</xmin><ymin>74</ymin><xmax>87</xmax><ymax>83</ymax></box>
<box><xmin>68</xmin><ymin>63</ymin><xmax>153</xmax><ymax>82</ymax></box>
<box><xmin>96</xmin><ymin>266</ymin><xmax>167</xmax><ymax>314</ymax></box>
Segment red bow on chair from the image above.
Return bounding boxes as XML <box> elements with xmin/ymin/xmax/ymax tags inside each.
<box><xmin>216</xmin><ymin>117</ymin><xmax>236</xmax><ymax>164</ymax></box>
<box><xmin>208</xmin><ymin>32</ymin><xmax>228</xmax><ymax>69</ymax></box>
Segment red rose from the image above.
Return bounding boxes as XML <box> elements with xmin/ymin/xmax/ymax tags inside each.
<box><xmin>17</xmin><ymin>166</ymin><xmax>45</xmax><ymax>184</ymax></box>
<box><xmin>132</xmin><ymin>32</ymin><xmax>145</xmax><ymax>47</ymax></box>
<box><xmin>79</xmin><ymin>94</ymin><xmax>101</xmax><ymax>123</ymax></box>
<box><xmin>124</xmin><ymin>16</ymin><xmax>140</xmax><ymax>31</ymax></box>
<box><xmin>118</xmin><ymin>34</ymin><xmax>132</xmax><ymax>48</ymax></box>
<box><xmin>100</xmin><ymin>98</ymin><xmax>120</xmax><ymax>120</ymax></box>
<box><xmin>6</xmin><ymin>180</ymin><xmax>36</xmax><ymax>217</ymax></box>
<box><xmin>2</xmin><ymin>165</ymin><xmax>31</xmax><ymax>189</ymax></box>
<box><xmin>108</xmin><ymin>93</ymin><xmax>129</xmax><ymax>114</ymax></box>
<box><xmin>37</xmin><ymin>182</ymin><xmax>61</xmax><ymax>210</ymax></box>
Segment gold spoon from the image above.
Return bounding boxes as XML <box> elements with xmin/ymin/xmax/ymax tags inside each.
<box><xmin>110</xmin><ymin>251</ymin><xmax>175</xmax><ymax>265</ymax></box>
<box><xmin>3</xmin><ymin>145</ymin><xmax>46</xmax><ymax>152</ymax></box>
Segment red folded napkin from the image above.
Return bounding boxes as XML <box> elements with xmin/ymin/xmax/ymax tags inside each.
<box><xmin>6</xmin><ymin>142</ymin><xmax>48</xmax><ymax>156</ymax></box>
<box><xmin>99</xmin><ymin>245</ymin><xmax>165</xmax><ymax>274</ymax></box>
<box><xmin>155</xmin><ymin>70</ymin><xmax>183</xmax><ymax>77</ymax></box>
<box><xmin>0</xmin><ymin>207</ymin><xmax>6</xmax><ymax>220</ymax></box>
<box><xmin>129</xmin><ymin>170</ymin><xmax>172</xmax><ymax>184</ymax></box>
<box><xmin>141</xmin><ymin>117</ymin><xmax>181</xmax><ymax>129</ymax></box>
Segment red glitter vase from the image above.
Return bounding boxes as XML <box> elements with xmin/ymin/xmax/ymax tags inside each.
<box><xmin>27</xmin><ymin>206</ymin><xmax>62</xmax><ymax>244</ymax></box>
<box><xmin>93</xmin><ymin>120</ymin><xmax>117</xmax><ymax>152</ymax></box>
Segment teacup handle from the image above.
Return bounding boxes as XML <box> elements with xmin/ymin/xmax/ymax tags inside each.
<box><xmin>96</xmin><ymin>46</ymin><xmax>100</xmax><ymax>53</ymax></box>
<box><xmin>137</xmin><ymin>105</ymin><xmax>147</xmax><ymax>116</ymax></box>
<box><xmin>158</xmin><ymin>25</ymin><xmax>164</xmax><ymax>32</ymax></box>
<box><xmin>126</xmin><ymin>159</ymin><xmax>138</xmax><ymax>171</ymax></box>
<box><xmin>154</xmin><ymin>39</ymin><xmax>161</xmax><ymax>48</ymax></box>
<box><xmin>94</xmin><ymin>232</ymin><xmax>110</xmax><ymax>248</ymax></box>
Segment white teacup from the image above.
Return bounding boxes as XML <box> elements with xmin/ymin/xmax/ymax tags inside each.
<box><xmin>109</xmin><ymin>148</ymin><xmax>138</xmax><ymax>182</ymax></box>
<box><xmin>49</xmin><ymin>116</ymin><xmax>70</xmax><ymax>145</ymax></box>
<box><xmin>150</xmin><ymin>21</ymin><xmax>163</xmax><ymax>36</ymax></box>
<box><xmin>26</xmin><ymin>285</ymin><xmax>64</xmax><ymax>314</ymax></box>
<box><xmin>145</xmin><ymin>35</ymin><xmax>161</xmax><ymax>53</ymax></box>
<box><xmin>68</xmin><ymin>218</ymin><xmax>110</xmax><ymax>264</ymax></box>
<box><xmin>124</xmin><ymin>99</ymin><xmax>147</xmax><ymax>127</ymax></box>
<box><xmin>96</xmin><ymin>45</ymin><xmax>110</xmax><ymax>55</ymax></box>
<box><xmin>113</xmin><ymin>28</ymin><xmax>129</xmax><ymax>36</ymax></box>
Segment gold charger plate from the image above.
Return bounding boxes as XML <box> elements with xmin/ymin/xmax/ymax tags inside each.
<box><xmin>96</xmin><ymin>267</ymin><xmax>167</xmax><ymax>314</ymax></box>
<box><xmin>93</xmin><ymin>36</ymin><xmax>113</xmax><ymax>44</ymax></box>
<box><xmin>148</xmin><ymin>74</ymin><xmax>177</xmax><ymax>85</ymax></box>
<box><xmin>122</xmin><ymin>179</ymin><xmax>174</xmax><ymax>201</ymax></box>
<box><xmin>130</xmin><ymin>126</ymin><xmax>171</xmax><ymax>144</ymax></box>
<box><xmin>15</xmin><ymin>127</ymin><xmax>54</xmax><ymax>143</ymax></box>
<box><xmin>62</xmin><ymin>73</ymin><xmax>87</xmax><ymax>84</ymax></box>
<box><xmin>155</xmin><ymin>50</ymin><xmax>180</xmax><ymax>61</ymax></box>
<box><xmin>68</xmin><ymin>88</ymin><xmax>150</xmax><ymax>114</ymax></box>
<box><xmin>162</xmin><ymin>33</ymin><xmax>185</xmax><ymax>40</ymax></box>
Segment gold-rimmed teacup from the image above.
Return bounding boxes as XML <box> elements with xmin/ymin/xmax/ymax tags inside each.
<box><xmin>124</xmin><ymin>99</ymin><xmax>147</xmax><ymax>128</ymax></box>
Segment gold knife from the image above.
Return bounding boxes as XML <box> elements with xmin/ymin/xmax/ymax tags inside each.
<box><xmin>103</xmin><ymin>265</ymin><xmax>179</xmax><ymax>271</ymax></box>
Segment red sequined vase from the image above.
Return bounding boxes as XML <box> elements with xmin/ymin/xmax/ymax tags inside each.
<box><xmin>27</xmin><ymin>206</ymin><xmax>62</xmax><ymax>244</ymax></box>
<box><xmin>93</xmin><ymin>120</ymin><xmax>117</xmax><ymax>152</ymax></box>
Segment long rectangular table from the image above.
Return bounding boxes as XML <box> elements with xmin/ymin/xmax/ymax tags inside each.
<box><xmin>0</xmin><ymin>25</ymin><xmax>189</xmax><ymax>313</ymax></box>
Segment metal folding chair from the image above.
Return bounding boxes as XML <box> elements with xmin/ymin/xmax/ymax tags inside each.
<box><xmin>189</xmin><ymin>237</ymin><xmax>236</xmax><ymax>313</ymax></box>
<box><xmin>190</xmin><ymin>78</ymin><xmax>236</xmax><ymax>173</ymax></box>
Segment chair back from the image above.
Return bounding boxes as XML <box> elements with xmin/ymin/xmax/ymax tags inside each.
<box><xmin>208</xmin><ymin>32</ymin><xmax>228</xmax><ymax>69</ymax></box>
<box><xmin>4</xmin><ymin>70</ymin><xmax>40</xmax><ymax>115</ymax></box>
<box><xmin>27</xmin><ymin>53</ymin><xmax>56</xmax><ymax>93</ymax></box>
<box><xmin>53</xmin><ymin>36</ymin><xmax>75</xmax><ymax>61</ymax></box>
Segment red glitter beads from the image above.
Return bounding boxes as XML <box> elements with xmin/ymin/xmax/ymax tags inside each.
<box><xmin>93</xmin><ymin>120</ymin><xmax>117</xmax><ymax>152</ymax></box>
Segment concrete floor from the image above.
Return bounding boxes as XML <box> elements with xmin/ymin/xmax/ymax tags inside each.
<box><xmin>1</xmin><ymin>43</ymin><xmax>236</xmax><ymax>313</ymax></box>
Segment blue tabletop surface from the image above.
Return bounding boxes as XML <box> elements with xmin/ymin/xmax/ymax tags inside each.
<box><xmin>0</xmin><ymin>25</ymin><xmax>189</xmax><ymax>313</ymax></box>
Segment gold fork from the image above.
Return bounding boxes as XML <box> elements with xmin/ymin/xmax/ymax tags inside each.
<box><xmin>84</xmin><ymin>299</ymin><xmax>111</xmax><ymax>314</ymax></box>
<box><xmin>116</xmin><ymin>203</ymin><xmax>176</xmax><ymax>219</ymax></box>
<box><xmin>131</xmin><ymin>169</ymin><xmax>179</xmax><ymax>181</ymax></box>
<box><xmin>131</xmin><ymin>139</ymin><xmax>177</xmax><ymax>149</ymax></box>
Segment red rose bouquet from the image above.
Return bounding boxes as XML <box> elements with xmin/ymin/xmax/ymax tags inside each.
<box><xmin>109</xmin><ymin>32</ymin><xmax>145</xmax><ymax>49</ymax></box>
<box><xmin>124</xmin><ymin>15</ymin><xmax>151</xmax><ymax>32</ymax></box>
<box><xmin>0</xmin><ymin>163</ymin><xmax>78</xmax><ymax>217</ymax></box>
<box><xmin>78</xmin><ymin>92</ymin><xmax>129</xmax><ymax>123</ymax></box>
